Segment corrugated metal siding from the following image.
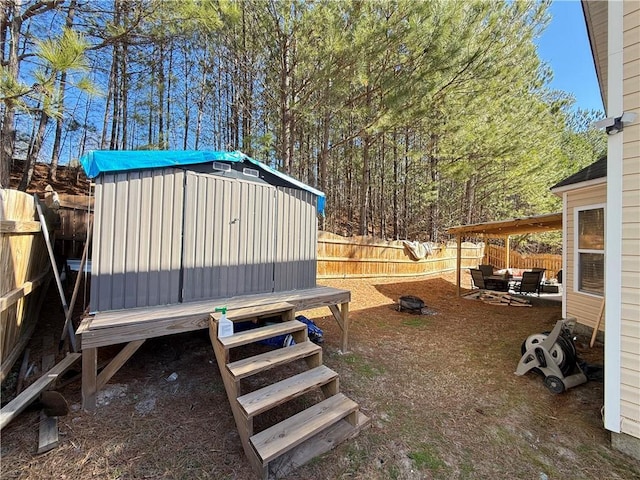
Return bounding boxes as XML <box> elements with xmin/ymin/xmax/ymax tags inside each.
<box><xmin>181</xmin><ymin>172</ymin><xmax>276</xmax><ymax>301</ymax></box>
<box><xmin>274</xmin><ymin>187</ymin><xmax>318</xmax><ymax>291</ymax></box>
<box><xmin>90</xmin><ymin>169</ymin><xmax>184</xmax><ymax>312</ymax></box>
<box><xmin>91</xmin><ymin>168</ymin><xmax>319</xmax><ymax>311</ymax></box>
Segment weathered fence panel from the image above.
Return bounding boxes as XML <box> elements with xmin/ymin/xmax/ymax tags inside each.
<box><xmin>55</xmin><ymin>194</ymin><xmax>94</xmax><ymax>258</ymax></box>
<box><xmin>1</xmin><ymin>189</ymin><xmax>51</xmax><ymax>382</ymax></box>
<box><xmin>317</xmin><ymin>232</ymin><xmax>484</xmax><ymax>278</ymax></box>
<box><xmin>484</xmin><ymin>244</ymin><xmax>562</xmax><ymax>280</ymax></box>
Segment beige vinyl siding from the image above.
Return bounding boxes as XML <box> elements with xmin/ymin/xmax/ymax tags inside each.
<box><xmin>565</xmin><ymin>184</ymin><xmax>606</xmax><ymax>330</ymax></box>
<box><xmin>621</xmin><ymin>0</ymin><xmax>640</xmax><ymax>441</ymax></box>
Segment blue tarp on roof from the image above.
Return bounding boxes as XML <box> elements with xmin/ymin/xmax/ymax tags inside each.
<box><xmin>79</xmin><ymin>150</ymin><xmax>325</xmax><ymax>214</ymax></box>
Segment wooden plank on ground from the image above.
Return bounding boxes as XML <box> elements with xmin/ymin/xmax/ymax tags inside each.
<box><xmin>41</xmin><ymin>353</ymin><xmax>55</xmax><ymax>372</ymax></box>
<box><xmin>0</xmin><ymin>353</ymin><xmax>80</xmax><ymax>430</ymax></box>
<box><xmin>37</xmin><ymin>412</ymin><xmax>58</xmax><ymax>454</ymax></box>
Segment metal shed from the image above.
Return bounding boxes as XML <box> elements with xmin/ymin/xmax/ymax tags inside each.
<box><xmin>80</xmin><ymin>150</ymin><xmax>324</xmax><ymax>312</ymax></box>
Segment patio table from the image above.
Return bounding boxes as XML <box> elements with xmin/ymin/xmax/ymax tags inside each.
<box><xmin>485</xmin><ymin>275</ymin><xmax>511</xmax><ymax>292</ymax></box>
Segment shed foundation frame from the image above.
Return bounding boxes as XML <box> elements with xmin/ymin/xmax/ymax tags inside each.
<box><xmin>78</xmin><ymin>286</ymin><xmax>350</xmax><ymax>411</ymax></box>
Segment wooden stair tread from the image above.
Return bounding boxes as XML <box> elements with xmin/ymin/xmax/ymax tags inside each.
<box><xmin>238</xmin><ymin>365</ymin><xmax>337</xmax><ymax>418</ymax></box>
<box><xmin>250</xmin><ymin>393</ymin><xmax>358</xmax><ymax>464</ymax></box>
<box><xmin>212</xmin><ymin>302</ymin><xmax>295</xmax><ymax>323</ymax></box>
<box><xmin>267</xmin><ymin>411</ymin><xmax>371</xmax><ymax>477</ymax></box>
<box><xmin>219</xmin><ymin>320</ymin><xmax>305</xmax><ymax>349</ymax></box>
<box><xmin>227</xmin><ymin>342</ymin><xmax>321</xmax><ymax>379</ymax></box>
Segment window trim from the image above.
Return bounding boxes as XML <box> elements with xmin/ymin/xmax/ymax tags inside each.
<box><xmin>573</xmin><ymin>203</ymin><xmax>605</xmax><ymax>298</ymax></box>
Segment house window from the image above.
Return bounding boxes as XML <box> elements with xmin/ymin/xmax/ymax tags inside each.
<box><xmin>576</xmin><ymin>206</ymin><xmax>604</xmax><ymax>296</ymax></box>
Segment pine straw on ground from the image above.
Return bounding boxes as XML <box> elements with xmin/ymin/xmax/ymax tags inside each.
<box><xmin>2</xmin><ymin>273</ymin><xmax>639</xmax><ymax>480</ymax></box>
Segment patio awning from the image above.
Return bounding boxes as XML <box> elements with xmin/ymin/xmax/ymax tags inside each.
<box><xmin>446</xmin><ymin>212</ymin><xmax>562</xmax><ymax>237</ymax></box>
<box><xmin>446</xmin><ymin>213</ymin><xmax>563</xmax><ymax>295</ymax></box>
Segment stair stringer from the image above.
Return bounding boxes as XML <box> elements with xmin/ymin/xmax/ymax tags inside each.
<box><xmin>209</xmin><ymin>304</ymin><xmax>369</xmax><ymax>480</ymax></box>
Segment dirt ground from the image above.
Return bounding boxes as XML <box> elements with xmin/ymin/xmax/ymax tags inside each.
<box><xmin>2</xmin><ymin>272</ymin><xmax>640</xmax><ymax>480</ymax></box>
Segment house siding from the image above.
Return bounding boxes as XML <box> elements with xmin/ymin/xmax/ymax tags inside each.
<box><xmin>565</xmin><ymin>184</ymin><xmax>607</xmax><ymax>331</ymax></box>
<box><xmin>620</xmin><ymin>0</ymin><xmax>640</xmax><ymax>442</ymax></box>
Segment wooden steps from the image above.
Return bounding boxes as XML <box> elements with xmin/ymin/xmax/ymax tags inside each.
<box><xmin>227</xmin><ymin>342</ymin><xmax>321</xmax><ymax>379</ymax></box>
<box><xmin>209</xmin><ymin>302</ymin><xmax>369</xmax><ymax>479</ymax></box>
<box><xmin>219</xmin><ymin>320</ymin><xmax>305</xmax><ymax>349</ymax></box>
<box><xmin>250</xmin><ymin>393</ymin><xmax>357</xmax><ymax>463</ymax></box>
<box><xmin>238</xmin><ymin>365</ymin><xmax>337</xmax><ymax>417</ymax></box>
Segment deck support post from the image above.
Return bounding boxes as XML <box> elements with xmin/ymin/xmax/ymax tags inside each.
<box><xmin>78</xmin><ymin>287</ymin><xmax>351</xmax><ymax>408</ymax></box>
<box><xmin>328</xmin><ymin>302</ymin><xmax>350</xmax><ymax>353</ymax></box>
<box><xmin>97</xmin><ymin>340</ymin><xmax>145</xmax><ymax>390</ymax></box>
<box><xmin>82</xmin><ymin>347</ymin><xmax>97</xmax><ymax>411</ymax></box>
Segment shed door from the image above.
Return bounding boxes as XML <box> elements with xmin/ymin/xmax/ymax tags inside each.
<box><xmin>181</xmin><ymin>171</ymin><xmax>276</xmax><ymax>301</ymax></box>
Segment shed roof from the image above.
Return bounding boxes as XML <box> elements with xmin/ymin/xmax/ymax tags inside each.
<box><xmin>446</xmin><ymin>212</ymin><xmax>562</xmax><ymax>237</ymax></box>
<box><xmin>79</xmin><ymin>150</ymin><xmax>325</xmax><ymax>213</ymax></box>
<box><xmin>550</xmin><ymin>156</ymin><xmax>607</xmax><ymax>192</ymax></box>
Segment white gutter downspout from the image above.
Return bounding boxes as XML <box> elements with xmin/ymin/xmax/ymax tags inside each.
<box><xmin>604</xmin><ymin>0</ymin><xmax>623</xmax><ymax>435</ymax></box>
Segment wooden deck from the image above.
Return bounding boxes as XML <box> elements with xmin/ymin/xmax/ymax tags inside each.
<box><xmin>78</xmin><ymin>286</ymin><xmax>351</xmax><ymax>411</ymax></box>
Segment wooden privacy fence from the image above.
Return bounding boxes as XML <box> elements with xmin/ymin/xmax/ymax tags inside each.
<box><xmin>55</xmin><ymin>194</ymin><xmax>94</xmax><ymax>258</ymax></box>
<box><xmin>1</xmin><ymin>190</ymin><xmax>52</xmax><ymax>382</ymax></box>
<box><xmin>484</xmin><ymin>244</ymin><xmax>562</xmax><ymax>280</ymax></box>
<box><xmin>317</xmin><ymin>231</ymin><xmax>484</xmax><ymax>279</ymax></box>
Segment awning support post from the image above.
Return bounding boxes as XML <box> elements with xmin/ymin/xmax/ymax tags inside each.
<box><xmin>456</xmin><ymin>234</ymin><xmax>462</xmax><ymax>296</ymax></box>
<box><xmin>505</xmin><ymin>235</ymin><xmax>511</xmax><ymax>270</ymax></box>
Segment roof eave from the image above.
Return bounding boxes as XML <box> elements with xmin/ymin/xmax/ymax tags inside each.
<box><xmin>550</xmin><ymin>176</ymin><xmax>607</xmax><ymax>196</ymax></box>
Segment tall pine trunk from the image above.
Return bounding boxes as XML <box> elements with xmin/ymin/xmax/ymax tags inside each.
<box><xmin>50</xmin><ymin>0</ymin><xmax>77</xmax><ymax>181</ymax></box>
<box><xmin>279</xmin><ymin>35</ymin><xmax>292</xmax><ymax>173</ymax></box>
<box><xmin>19</xmin><ymin>103</ymin><xmax>49</xmax><ymax>191</ymax></box>
<box><xmin>0</xmin><ymin>1</ymin><xmax>22</xmax><ymax>188</ymax></box>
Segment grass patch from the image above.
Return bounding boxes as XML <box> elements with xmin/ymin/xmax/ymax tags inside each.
<box><xmin>459</xmin><ymin>459</ymin><xmax>475</xmax><ymax>478</ymax></box>
<box><xmin>386</xmin><ymin>464</ymin><xmax>401</xmax><ymax>479</ymax></box>
<box><xmin>341</xmin><ymin>443</ymin><xmax>369</xmax><ymax>474</ymax></box>
<box><xmin>342</xmin><ymin>353</ymin><xmax>385</xmax><ymax>378</ymax></box>
<box><xmin>401</xmin><ymin>317</ymin><xmax>432</xmax><ymax>328</ymax></box>
<box><xmin>408</xmin><ymin>444</ymin><xmax>446</xmax><ymax>472</ymax></box>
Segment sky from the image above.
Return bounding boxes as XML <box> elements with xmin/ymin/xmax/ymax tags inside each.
<box><xmin>535</xmin><ymin>0</ymin><xmax>605</xmax><ymax>113</ymax></box>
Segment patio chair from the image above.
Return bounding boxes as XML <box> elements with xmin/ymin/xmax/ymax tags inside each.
<box><xmin>478</xmin><ymin>264</ymin><xmax>495</xmax><ymax>277</ymax></box>
<box><xmin>470</xmin><ymin>269</ymin><xmax>486</xmax><ymax>289</ymax></box>
<box><xmin>515</xmin><ymin>270</ymin><xmax>544</xmax><ymax>296</ymax></box>
<box><xmin>531</xmin><ymin>267</ymin><xmax>546</xmax><ymax>281</ymax></box>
